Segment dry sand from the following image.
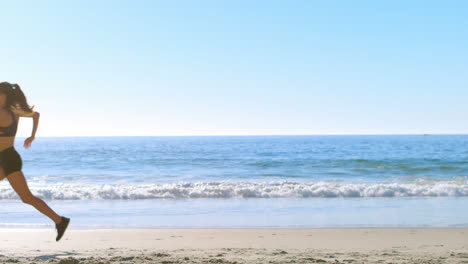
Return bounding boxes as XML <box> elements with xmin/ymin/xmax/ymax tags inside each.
<box><xmin>0</xmin><ymin>228</ymin><xmax>467</xmax><ymax>263</ymax></box>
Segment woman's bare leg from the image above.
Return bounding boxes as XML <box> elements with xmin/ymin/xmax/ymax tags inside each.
<box><xmin>6</xmin><ymin>170</ymin><xmax>62</xmax><ymax>225</ymax></box>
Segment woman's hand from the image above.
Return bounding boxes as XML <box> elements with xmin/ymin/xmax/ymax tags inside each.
<box><xmin>24</xmin><ymin>136</ymin><xmax>35</xmax><ymax>149</ymax></box>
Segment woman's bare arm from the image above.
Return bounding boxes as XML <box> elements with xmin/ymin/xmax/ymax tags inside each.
<box><xmin>30</xmin><ymin>112</ymin><xmax>40</xmax><ymax>138</ymax></box>
<box><xmin>11</xmin><ymin>107</ymin><xmax>40</xmax><ymax>138</ymax></box>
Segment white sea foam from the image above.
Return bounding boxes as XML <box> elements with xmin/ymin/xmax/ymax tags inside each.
<box><xmin>0</xmin><ymin>180</ymin><xmax>467</xmax><ymax>200</ymax></box>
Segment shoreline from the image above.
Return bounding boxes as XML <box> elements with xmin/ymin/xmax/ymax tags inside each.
<box><xmin>0</xmin><ymin>228</ymin><xmax>466</xmax><ymax>263</ymax></box>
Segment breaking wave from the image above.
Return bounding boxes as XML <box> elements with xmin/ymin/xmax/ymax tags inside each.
<box><xmin>1</xmin><ymin>180</ymin><xmax>467</xmax><ymax>200</ymax></box>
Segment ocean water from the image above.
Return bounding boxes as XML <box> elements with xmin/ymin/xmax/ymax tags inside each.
<box><xmin>0</xmin><ymin>135</ymin><xmax>467</xmax><ymax>229</ymax></box>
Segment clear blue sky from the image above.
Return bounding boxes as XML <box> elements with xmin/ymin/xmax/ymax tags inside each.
<box><xmin>1</xmin><ymin>0</ymin><xmax>467</xmax><ymax>136</ymax></box>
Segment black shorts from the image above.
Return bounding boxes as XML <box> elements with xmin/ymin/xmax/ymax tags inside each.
<box><xmin>0</xmin><ymin>146</ymin><xmax>22</xmax><ymax>177</ymax></box>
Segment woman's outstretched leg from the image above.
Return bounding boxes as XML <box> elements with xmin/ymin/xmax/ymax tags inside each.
<box><xmin>6</xmin><ymin>170</ymin><xmax>62</xmax><ymax>225</ymax></box>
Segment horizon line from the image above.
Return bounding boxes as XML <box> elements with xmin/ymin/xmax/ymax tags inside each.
<box><xmin>15</xmin><ymin>133</ymin><xmax>468</xmax><ymax>137</ymax></box>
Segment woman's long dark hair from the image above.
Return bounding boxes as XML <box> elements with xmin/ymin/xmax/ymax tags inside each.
<box><xmin>0</xmin><ymin>82</ymin><xmax>34</xmax><ymax>113</ymax></box>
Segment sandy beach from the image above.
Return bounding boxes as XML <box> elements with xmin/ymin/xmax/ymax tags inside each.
<box><xmin>0</xmin><ymin>228</ymin><xmax>465</xmax><ymax>263</ymax></box>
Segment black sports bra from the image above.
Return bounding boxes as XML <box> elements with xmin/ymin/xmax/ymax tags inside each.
<box><xmin>0</xmin><ymin>111</ymin><xmax>18</xmax><ymax>137</ymax></box>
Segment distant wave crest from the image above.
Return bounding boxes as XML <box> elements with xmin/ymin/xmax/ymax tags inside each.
<box><xmin>0</xmin><ymin>180</ymin><xmax>467</xmax><ymax>200</ymax></box>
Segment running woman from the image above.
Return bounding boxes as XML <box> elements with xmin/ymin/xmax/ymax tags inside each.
<box><xmin>0</xmin><ymin>82</ymin><xmax>70</xmax><ymax>242</ymax></box>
